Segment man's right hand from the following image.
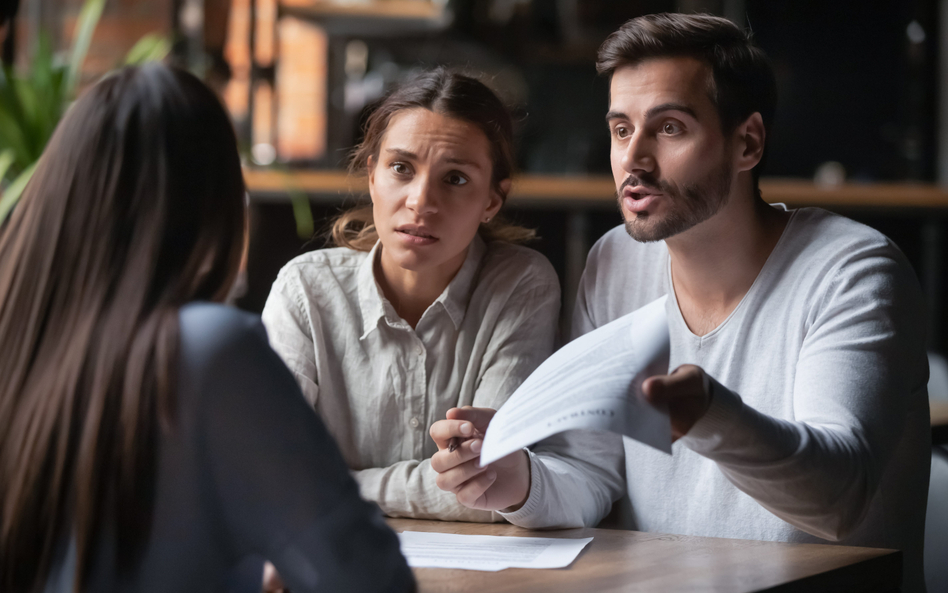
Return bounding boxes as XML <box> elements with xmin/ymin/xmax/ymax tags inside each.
<box><xmin>429</xmin><ymin>406</ymin><xmax>531</xmax><ymax>512</ymax></box>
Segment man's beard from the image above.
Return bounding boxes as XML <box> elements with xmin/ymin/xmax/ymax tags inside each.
<box><xmin>618</xmin><ymin>158</ymin><xmax>733</xmax><ymax>243</ymax></box>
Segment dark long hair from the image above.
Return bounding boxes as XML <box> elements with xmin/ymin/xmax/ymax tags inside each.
<box><xmin>0</xmin><ymin>63</ymin><xmax>246</xmax><ymax>592</ymax></box>
<box><xmin>333</xmin><ymin>67</ymin><xmax>535</xmax><ymax>250</ymax></box>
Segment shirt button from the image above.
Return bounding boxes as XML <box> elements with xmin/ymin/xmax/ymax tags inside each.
<box><xmin>409</xmin><ymin>417</ymin><xmax>420</xmax><ymax>428</ymax></box>
<box><xmin>415</xmin><ymin>344</ymin><xmax>424</xmax><ymax>355</ymax></box>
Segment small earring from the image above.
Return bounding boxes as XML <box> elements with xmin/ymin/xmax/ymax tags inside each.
<box><xmin>484</xmin><ymin>216</ymin><xmax>492</xmax><ymax>223</ymax></box>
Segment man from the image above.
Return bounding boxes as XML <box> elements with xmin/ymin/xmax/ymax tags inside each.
<box><xmin>429</xmin><ymin>12</ymin><xmax>930</xmax><ymax>592</ymax></box>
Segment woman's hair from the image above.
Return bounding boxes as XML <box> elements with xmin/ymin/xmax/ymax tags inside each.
<box><xmin>0</xmin><ymin>63</ymin><xmax>246</xmax><ymax>591</ymax></box>
<box><xmin>332</xmin><ymin>67</ymin><xmax>535</xmax><ymax>250</ymax></box>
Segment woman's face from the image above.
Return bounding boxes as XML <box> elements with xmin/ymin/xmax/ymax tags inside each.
<box><xmin>369</xmin><ymin>108</ymin><xmax>504</xmax><ymax>278</ymax></box>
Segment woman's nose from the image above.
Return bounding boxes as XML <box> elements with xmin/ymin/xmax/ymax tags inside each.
<box><xmin>405</xmin><ymin>177</ymin><xmax>438</xmax><ymax>214</ymax></box>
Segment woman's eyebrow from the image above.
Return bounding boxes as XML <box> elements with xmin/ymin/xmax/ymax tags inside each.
<box><xmin>445</xmin><ymin>157</ymin><xmax>483</xmax><ymax>169</ymax></box>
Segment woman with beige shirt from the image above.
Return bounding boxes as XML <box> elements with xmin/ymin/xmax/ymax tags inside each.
<box><xmin>262</xmin><ymin>69</ymin><xmax>560</xmax><ymax>522</ymax></box>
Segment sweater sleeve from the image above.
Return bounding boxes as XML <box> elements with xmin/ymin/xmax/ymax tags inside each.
<box><xmin>191</xmin><ymin>311</ymin><xmax>414</xmax><ymax>593</ymax></box>
<box><xmin>353</xmin><ymin>265</ymin><xmax>562</xmax><ymax>522</ymax></box>
<box><xmin>500</xmin><ymin>262</ymin><xmax>626</xmax><ymax>529</ymax></box>
<box><xmin>678</xmin><ymin>240</ymin><xmax>930</xmax><ymax>541</ymax></box>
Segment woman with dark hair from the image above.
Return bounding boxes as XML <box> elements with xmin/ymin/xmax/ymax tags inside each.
<box><xmin>261</xmin><ymin>68</ymin><xmax>560</xmax><ymax>522</ymax></box>
<box><xmin>0</xmin><ymin>63</ymin><xmax>412</xmax><ymax>593</ymax></box>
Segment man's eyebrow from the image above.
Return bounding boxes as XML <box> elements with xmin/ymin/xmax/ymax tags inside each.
<box><xmin>605</xmin><ymin>104</ymin><xmax>699</xmax><ymax>123</ymax></box>
<box><xmin>644</xmin><ymin>103</ymin><xmax>698</xmax><ymax>120</ymax></box>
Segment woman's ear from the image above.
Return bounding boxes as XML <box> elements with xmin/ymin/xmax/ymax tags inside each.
<box><xmin>486</xmin><ymin>179</ymin><xmax>510</xmax><ymax>219</ymax></box>
<box><xmin>367</xmin><ymin>156</ymin><xmax>376</xmax><ymax>202</ymax></box>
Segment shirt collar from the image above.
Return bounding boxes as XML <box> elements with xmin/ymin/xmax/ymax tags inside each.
<box><xmin>357</xmin><ymin>241</ymin><xmax>391</xmax><ymax>339</ymax></box>
<box><xmin>437</xmin><ymin>233</ymin><xmax>486</xmax><ymax>330</ymax></box>
<box><xmin>356</xmin><ymin>234</ymin><xmax>487</xmax><ymax>338</ymax></box>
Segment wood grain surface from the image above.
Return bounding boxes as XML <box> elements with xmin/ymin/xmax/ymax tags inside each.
<box><xmin>388</xmin><ymin>518</ymin><xmax>901</xmax><ymax>593</ymax></box>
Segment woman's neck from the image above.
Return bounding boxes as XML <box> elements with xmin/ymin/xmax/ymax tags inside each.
<box><xmin>375</xmin><ymin>245</ymin><xmax>468</xmax><ymax>328</ymax></box>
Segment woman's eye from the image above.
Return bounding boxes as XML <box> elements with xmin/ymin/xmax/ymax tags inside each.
<box><xmin>392</xmin><ymin>162</ymin><xmax>410</xmax><ymax>175</ymax></box>
<box><xmin>662</xmin><ymin>122</ymin><xmax>681</xmax><ymax>135</ymax></box>
<box><xmin>445</xmin><ymin>173</ymin><xmax>468</xmax><ymax>186</ymax></box>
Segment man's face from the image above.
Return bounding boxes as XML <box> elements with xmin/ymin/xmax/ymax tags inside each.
<box><xmin>608</xmin><ymin>57</ymin><xmax>734</xmax><ymax>242</ymax></box>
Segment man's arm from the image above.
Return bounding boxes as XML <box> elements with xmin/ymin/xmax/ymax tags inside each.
<box><xmin>650</xmin><ymin>243</ymin><xmax>929</xmax><ymax>541</ymax></box>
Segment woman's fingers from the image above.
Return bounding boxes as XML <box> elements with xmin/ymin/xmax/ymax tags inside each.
<box><xmin>445</xmin><ymin>406</ymin><xmax>496</xmax><ymax>432</ymax></box>
<box><xmin>429</xmin><ymin>418</ymin><xmax>477</xmax><ymax>449</ymax></box>
<box><xmin>455</xmin><ymin>467</ymin><xmax>498</xmax><ymax>509</ymax></box>
<box><xmin>434</xmin><ymin>445</ymin><xmax>490</xmax><ymax>492</ymax></box>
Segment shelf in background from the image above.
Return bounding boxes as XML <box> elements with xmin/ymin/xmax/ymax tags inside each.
<box><xmin>278</xmin><ymin>0</ymin><xmax>450</xmax><ymax>35</ymax></box>
<box><xmin>245</xmin><ymin>169</ymin><xmax>948</xmax><ymax>209</ymax></box>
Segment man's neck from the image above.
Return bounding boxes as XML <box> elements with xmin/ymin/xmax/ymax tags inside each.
<box><xmin>665</xmin><ymin>192</ymin><xmax>790</xmax><ymax>336</ymax></box>
<box><xmin>375</xmin><ymin>247</ymin><xmax>466</xmax><ymax>329</ymax></box>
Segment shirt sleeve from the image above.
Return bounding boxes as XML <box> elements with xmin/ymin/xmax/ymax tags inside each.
<box><xmin>678</xmin><ymin>240</ymin><xmax>930</xmax><ymax>541</ymax></box>
<box><xmin>500</xmin><ymin>261</ymin><xmax>626</xmax><ymax>529</ymax></box>
<box><xmin>193</xmin><ymin>314</ymin><xmax>414</xmax><ymax>593</ymax></box>
<box><xmin>354</xmin><ymin>260</ymin><xmax>562</xmax><ymax>523</ymax></box>
<box><xmin>261</xmin><ymin>274</ymin><xmax>320</xmax><ymax>407</ymax></box>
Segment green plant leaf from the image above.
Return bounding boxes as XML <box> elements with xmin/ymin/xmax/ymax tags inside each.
<box><xmin>0</xmin><ymin>149</ymin><xmax>16</xmax><ymax>183</ymax></box>
<box><xmin>0</xmin><ymin>161</ymin><xmax>36</xmax><ymax>225</ymax></box>
<box><xmin>66</xmin><ymin>0</ymin><xmax>106</xmax><ymax>98</ymax></box>
<box><xmin>290</xmin><ymin>191</ymin><xmax>314</xmax><ymax>239</ymax></box>
<box><xmin>123</xmin><ymin>34</ymin><xmax>171</xmax><ymax>66</ymax></box>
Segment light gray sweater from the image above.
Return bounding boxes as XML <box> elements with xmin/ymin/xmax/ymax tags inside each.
<box><xmin>502</xmin><ymin>207</ymin><xmax>931</xmax><ymax>593</ymax></box>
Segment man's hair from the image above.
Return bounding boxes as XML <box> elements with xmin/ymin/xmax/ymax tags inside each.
<box><xmin>597</xmin><ymin>13</ymin><xmax>777</xmax><ymax>194</ymax></box>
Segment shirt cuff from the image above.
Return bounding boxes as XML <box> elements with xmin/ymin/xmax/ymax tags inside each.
<box><xmin>677</xmin><ymin>376</ymin><xmax>744</xmax><ymax>455</ymax></box>
<box><xmin>498</xmin><ymin>448</ymin><xmax>543</xmax><ymax>525</ymax></box>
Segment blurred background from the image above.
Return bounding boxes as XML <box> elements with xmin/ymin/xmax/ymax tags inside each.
<box><xmin>2</xmin><ymin>0</ymin><xmax>948</xmax><ymax>352</ymax></box>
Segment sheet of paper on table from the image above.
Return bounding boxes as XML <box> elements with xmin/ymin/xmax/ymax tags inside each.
<box><xmin>480</xmin><ymin>295</ymin><xmax>672</xmax><ymax>466</ymax></box>
<box><xmin>397</xmin><ymin>531</ymin><xmax>593</xmax><ymax>571</ymax></box>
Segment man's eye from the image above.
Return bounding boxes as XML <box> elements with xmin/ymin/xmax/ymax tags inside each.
<box><xmin>392</xmin><ymin>163</ymin><xmax>410</xmax><ymax>175</ymax></box>
<box><xmin>446</xmin><ymin>173</ymin><xmax>468</xmax><ymax>186</ymax></box>
<box><xmin>614</xmin><ymin>126</ymin><xmax>630</xmax><ymax>139</ymax></box>
<box><xmin>662</xmin><ymin>122</ymin><xmax>681</xmax><ymax>135</ymax></box>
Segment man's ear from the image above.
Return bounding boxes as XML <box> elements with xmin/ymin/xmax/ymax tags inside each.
<box><xmin>735</xmin><ymin>112</ymin><xmax>765</xmax><ymax>173</ymax></box>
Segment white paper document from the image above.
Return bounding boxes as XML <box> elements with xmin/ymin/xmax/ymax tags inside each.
<box><xmin>397</xmin><ymin>531</ymin><xmax>593</xmax><ymax>571</ymax></box>
<box><xmin>480</xmin><ymin>295</ymin><xmax>672</xmax><ymax>466</ymax></box>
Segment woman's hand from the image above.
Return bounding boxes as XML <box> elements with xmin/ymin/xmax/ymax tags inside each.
<box><xmin>429</xmin><ymin>407</ymin><xmax>531</xmax><ymax>512</ymax></box>
<box><xmin>262</xmin><ymin>561</ymin><xmax>286</xmax><ymax>592</ymax></box>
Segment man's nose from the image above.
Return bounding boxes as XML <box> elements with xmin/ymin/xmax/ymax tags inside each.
<box><xmin>405</xmin><ymin>176</ymin><xmax>438</xmax><ymax>215</ymax></box>
<box><xmin>621</xmin><ymin>131</ymin><xmax>656</xmax><ymax>175</ymax></box>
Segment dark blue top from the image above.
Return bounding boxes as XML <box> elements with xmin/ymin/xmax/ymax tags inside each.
<box><xmin>43</xmin><ymin>303</ymin><xmax>414</xmax><ymax>592</ymax></box>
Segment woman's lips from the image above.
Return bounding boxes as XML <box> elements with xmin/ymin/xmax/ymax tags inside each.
<box><xmin>395</xmin><ymin>226</ymin><xmax>438</xmax><ymax>245</ymax></box>
<box><xmin>622</xmin><ymin>190</ymin><xmax>662</xmax><ymax>214</ymax></box>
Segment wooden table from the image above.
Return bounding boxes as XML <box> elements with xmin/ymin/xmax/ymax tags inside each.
<box><xmin>388</xmin><ymin>518</ymin><xmax>901</xmax><ymax>593</ymax></box>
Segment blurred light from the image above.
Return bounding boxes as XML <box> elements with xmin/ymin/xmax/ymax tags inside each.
<box><xmin>345</xmin><ymin>40</ymin><xmax>369</xmax><ymax>79</ymax></box>
<box><xmin>814</xmin><ymin>161</ymin><xmax>846</xmax><ymax>187</ymax></box>
<box><xmin>907</xmin><ymin>20</ymin><xmax>926</xmax><ymax>44</ymax></box>
<box><xmin>252</xmin><ymin>143</ymin><xmax>277</xmax><ymax>165</ymax></box>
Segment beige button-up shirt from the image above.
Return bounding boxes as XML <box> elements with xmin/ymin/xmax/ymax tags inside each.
<box><xmin>261</xmin><ymin>235</ymin><xmax>560</xmax><ymax>521</ymax></box>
